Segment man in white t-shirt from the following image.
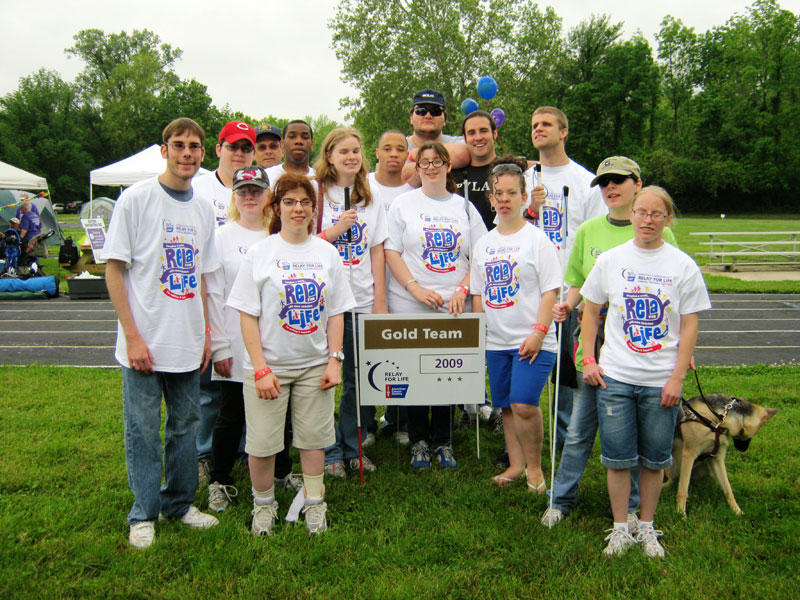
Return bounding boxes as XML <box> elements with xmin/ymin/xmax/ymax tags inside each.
<box><xmin>105</xmin><ymin>118</ymin><xmax>220</xmax><ymax>548</ymax></box>
<box><xmin>523</xmin><ymin>106</ymin><xmax>607</xmax><ymax>453</ymax></box>
<box><xmin>191</xmin><ymin>120</ymin><xmax>256</xmax><ymax>482</ymax></box>
<box><xmin>254</xmin><ymin>123</ymin><xmax>284</xmax><ymax>169</ymax></box>
<box><xmin>265</xmin><ymin>120</ymin><xmax>316</xmax><ymax>187</ymax></box>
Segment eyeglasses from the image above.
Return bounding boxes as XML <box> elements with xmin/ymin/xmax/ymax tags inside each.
<box><xmin>414</xmin><ymin>105</ymin><xmax>444</xmax><ymax>117</ymax></box>
<box><xmin>596</xmin><ymin>174</ymin><xmax>633</xmax><ymax>187</ymax></box>
<box><xmin>223</xmin><ymin>143</ymin><xmax>255</xmax><ymax>154</ymax></box>
<box><xmin>282</xmin><ymin>198</ymin><xmax>314</xmax><ymax>208</ymax></box>
<box><xmin>234</xmin><ymin>188</ymin><xmax>266</xmax><ymax>198</ymax></box>
<box><xmin>417</xmin><ymin>158</ymin><xmax>446</xmax><ymax>169</ymax></box>
<box><xmin>632</xmin><ymin>209</ymin><xmax>668</xmax><ymax>222</ymax></box>
<box><xmin>491</xmin><ymin>162</ymin><xmax>523</xmax><ymax>174</ymax></box>
<box><xmin>167</xmin><ymin>141</ymin><xmax>203</xmax><ymax>152</ymax></box>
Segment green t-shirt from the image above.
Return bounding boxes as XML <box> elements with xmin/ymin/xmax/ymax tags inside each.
<box><xmin>565</xmin><ymin>215</ymin><xmax>678</xmax><ymax>370</ymax></box>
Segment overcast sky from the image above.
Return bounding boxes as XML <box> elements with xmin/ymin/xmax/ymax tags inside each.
<box><xmin>2</xmin><ymin>0</ymin><xmax>799</xmax><ymax>124</ymax></box>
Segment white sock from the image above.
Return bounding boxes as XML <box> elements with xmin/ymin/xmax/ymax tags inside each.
<box><xmin>638</xmin><ymin>520</ymin><xmax>654</xmax><ymax>530</ymax></box>
<box><xmin>252</xmin><ymin>485</ymin><xmax>275</xmax><ymax>505</ymax></box>
<box><xmin>613</xmin><ymin>522</ymin><xmax>630</xmax><ymax>533</ymax></box>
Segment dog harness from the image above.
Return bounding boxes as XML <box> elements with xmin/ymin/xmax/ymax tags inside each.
<box><xmin>678</xmin><ymin>397</ymin><xmax>740</xmax><ymax>458</ymax></box>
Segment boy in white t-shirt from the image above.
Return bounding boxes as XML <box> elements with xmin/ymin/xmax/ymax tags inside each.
<box><xmin>105</xmin><ymin>118</ymin><xmax>220</xmax><ymax>549</ymax></box>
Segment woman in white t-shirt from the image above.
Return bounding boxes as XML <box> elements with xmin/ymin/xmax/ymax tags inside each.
<box><xmin>385</xmin><ymin>141</ymin><xmax>487</xmax><ymax>470</ymax></box>
<box><xmin>206</xmin><ymin>167</ymin><xmax>270</xmax><ymax>513</ymax></box>
<box><xmin>227</xmin><ymin>173</ymin><xmax>356</xmax><ymax>536</ymax></box>
<box><xmin>470</xmin><ymin>157</ymin><xmax>561</xmax><ymax>493</ymax></box>
<box><xmin>580</xmin><ymin>186</ymin><xmax>710</xmax><ymax>559</ymax></box>
<box><xmin>314</xmin><ymin>127</ymin><xmax>388</xmax><ymax>476</ymax></box>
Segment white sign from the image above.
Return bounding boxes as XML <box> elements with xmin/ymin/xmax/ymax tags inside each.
<box><xmin>357</xmin><ymin>313</ymin><xmax>486</xmax><ymax>406</ymax></box>
<box><xmin>80</xmin><ymin>218</ymin><xmax>107</xmax><ymax>264</ymax></box>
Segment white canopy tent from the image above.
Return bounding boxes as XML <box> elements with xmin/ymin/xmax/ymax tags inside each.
<box><xmin>89</xmin><ymin>144</ymin><xmax>211</xmax><ymax>199</ymax></box>
<box><xmin>0</xmin><ymin>160</ymin><xmax>49</xmax><ymax>191</ymax></box>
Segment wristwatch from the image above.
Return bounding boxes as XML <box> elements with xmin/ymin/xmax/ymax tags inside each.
<box><xmin>330</xmin><ymin>351</ymin><xmax>345</xmax><ymax>362</ymax></box>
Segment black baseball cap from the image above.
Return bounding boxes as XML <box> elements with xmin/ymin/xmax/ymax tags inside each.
<box><xmin>254</xmin><ymin>123</ymin><xmax>282</xmax><ymax>140</ymax></box>
<box><xmin>412</xmin><ymin>89</ymin><xmax>446</xmax><ymax>108</ymax></box>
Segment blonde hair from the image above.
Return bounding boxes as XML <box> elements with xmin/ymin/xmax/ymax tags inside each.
<box><xmin>532</xmin><ymin>106</ymin><xmax>568</xmax><ymax>130</ymax></box>
<box><xmin>313</xmin><ymin>127</ymin><xmax>372</xmax><ymax>207</ymax></box>
<box><xmin>633</xmin><ymin>185</ymin><xmax>677</xmax><ymax>218</ymax></box>
<box><xmin>227</xmin><ymin>189</ymin><xmax>269</xmax><ymax>230</ymax></box>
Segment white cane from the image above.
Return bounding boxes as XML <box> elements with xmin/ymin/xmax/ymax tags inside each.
<box><xmin>547</xmin><ymin>185</ymin><xmax>569</xmax><ymax>527</ymax></box>
<box><xmin>344</xmin><ymin>187</ymin><xmax>364</xmax><ymax>484</ymax></box>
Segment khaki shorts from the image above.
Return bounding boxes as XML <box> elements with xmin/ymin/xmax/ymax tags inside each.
<box><xmin>243</xmin><ymin>363</ymin><xmax>335</xmax><ymax>457</ymax></box>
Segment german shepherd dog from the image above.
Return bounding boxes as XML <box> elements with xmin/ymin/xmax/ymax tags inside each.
<box><xmin>664</xmin><ymin>393</ymin><xmax>778</xmax><ymax>516</ymax></box>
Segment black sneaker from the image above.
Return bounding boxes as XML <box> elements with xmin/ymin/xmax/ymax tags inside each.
<box><xmin>455</xmin><ymin>410</ymin><xmax>475</xmax><ymax>431</ymax></box>
<box><xmin>495</xmin><ymin>451</ymin><xmax>510</xmax><ymax>468</ymax></box>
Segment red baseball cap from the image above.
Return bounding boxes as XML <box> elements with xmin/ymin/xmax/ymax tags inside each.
<box><xmin>218</xmin><ymin>121</ymin><xmax>256</xmax><ymax>145</ymax></box>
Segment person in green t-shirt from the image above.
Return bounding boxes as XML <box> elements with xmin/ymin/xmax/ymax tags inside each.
<box><xmin>541</xmin><ymin>156</ymin><xmax>676</xmax><ymax>529</ymax></box>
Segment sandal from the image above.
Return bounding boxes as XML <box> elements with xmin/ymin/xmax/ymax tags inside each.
<box><xmin>525</xmin><ymin>469</ymin><xmax>547</xmax><ymax>494</ymax></box>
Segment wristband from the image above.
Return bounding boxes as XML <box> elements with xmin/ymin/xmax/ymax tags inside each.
<box><xmin>320</xmin><ymin>229</ymin><xmax>328</xmax><ymax>242</ymax></box>
<box><xmin>254</xmin><ymin>367</ymin><xmax>272</xmax><ymax>381</ymax></box>
<box><xmin>582</xmin><ymin>356</ymin><xmax>596</xmax><ymax>366</ymax></box>
<box><xmin>408</xmin><ymin>151</ymin><xmax>415</xmax><ymax>162</ymax></box>
<box><xmin>526</xmin><ymin>206</ymin><xmax>539</xmax><ymax>219</ymax></box>
<box><xmin>205</xmin><ymin>326</ymin><xmax>212</xmax><ymax>334</ymax></box>
<box><xmin>534</xmin><ymin>323</ymin><xmax>548</xmax><ymax>334</ymax></box>
<box><xmin>456</xmin><ymin>285</ymin><xmax>469</xmax><ymax>295</ymax></box>
<box><xmin>404</xmin><ymin>279</ymin><xmax>417</xmax><ymax>290</ymax></box>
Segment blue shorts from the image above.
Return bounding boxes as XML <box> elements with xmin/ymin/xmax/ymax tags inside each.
<box><xmin>486</xmin><ymin>349</ymin><xmax>556</xmax><ymax>409</ymax></box>
<box><xmin>597</xmin><ymin>375</ymin><xmax>678</xmax><ymax>471</ymax></box>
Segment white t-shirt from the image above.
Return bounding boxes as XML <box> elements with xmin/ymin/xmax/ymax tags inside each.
<box><xmin>407</xmin><ymin>133</ymin><xmax>464</xmax><ymax>150</ymax></box>
<box><xmin>192</xmin><ymin>171</ymin><xmax>231</xmax><ymax>228</ymax></box>
<box><xmin>385</xmin><ymin>189</ymin><xmax>487</xmax><ymax>313</ymax></box>
<box><xmin>207</xmin><ymin>222</ymin><xmax>267</xmax><ymax>382</ymax></box>
<box><xmin>368</xmin><ymin>172</ymin><xmax>414</xmax><ymax>214</ymax></box>
<box><xmin>320</xmin><ymin>183</ymin><xmax>388</xmax><ymax>312</ymax></box>
<box><xmin>580</xmin><ymin>239</ymin><xmax>711</xmax><ymax>388</ymax></box>
<box><xmin>226</xmin><ymin>234</ymin><xmax>356</xmax><ymax>372</ymax></box>
<box><xmin>523</xmin><ymin>160</ymin><xmax>607</xmax><ymax>265</ymax></box>
<box><xmin>471</xmin><ymin>223</ymin><xmax>562</xmax><ymax>352</ymax></box>
<box><xmin>265</xmin><ymin>164</ymin><xmax>316</xmax><ymax>189</ymax></box>
<box><xmin>104</xmin><ymin>178</ymin><xmax>219</xmax><ymax>372</ymax></box>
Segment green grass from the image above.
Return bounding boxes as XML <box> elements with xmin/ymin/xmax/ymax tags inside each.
<box><xmin>1</xmin><ymin>365</ymin><xmax>799</xmax><ymax>599</ymax></box>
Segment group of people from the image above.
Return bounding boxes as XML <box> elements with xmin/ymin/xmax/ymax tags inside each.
<box><xmin>106</xmin><ymin>89</ymin><xmax>709</xmax><ymax>559</ymax></box>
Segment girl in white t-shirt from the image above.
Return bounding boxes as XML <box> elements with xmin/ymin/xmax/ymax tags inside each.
<box><xmin>385</xmin><ymin>141</ymin><xmax>487</xmax><ymax>470</ymax></box>
<box><xmin>227</xmin><ymin>174</ymin><xmax>356</xmax><ymax>536</ymax></box>
<box><xmin>314</xmin><ymin>127</ymin><xmax>388</xmax><ymax>476</ymax></box>
<box><xmin>580</xmin><ymin>186</ymin><xmax>710</xmax><ymax>558</ymax></box>
<box><xmin>470</xmin><ymin>157</ymin><xmax>561</xmax><ymax>493</ymax></box>
<box><xmin>206</xmin><ymin>167</ymin><xmax>270</xmax><ymax>512</ymax></box>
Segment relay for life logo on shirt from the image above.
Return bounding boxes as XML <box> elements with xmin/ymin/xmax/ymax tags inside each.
<box><xmin>278</xmin><ymin>268</ymin><xmax>326</xmax><ymax>335</ymax></box>
<box><xmin>420</xmin><ymin>221</ymin><xmax>462</xmax><ymax>273</ymax></box>
<box><xmin>333</xmin><ymin>220</ymin><xmax>368</xmax><ymax>266</ymax></box>
<box><xmin>159</xmin><ymin>221</ymin><xmax>200</xmax><ymax>300</ymax></box>
<box><xmin>213</xmin><ymin>199</ymin><xmax>227</xmax><ymax>227</ymax></box>
<box><xmin>531</xmin><ymin>187</ymin><xmax>565</xmax><ymax>252</ymax></box>
<box><xmin>618</xmin><ymin>268</ymin><xmax>673</xmax><ymax>354</ymax></box>
<box><xmin>482</xmin><ymin>255</ymin><xmax>519</xmax><ymax>309</ymax></box>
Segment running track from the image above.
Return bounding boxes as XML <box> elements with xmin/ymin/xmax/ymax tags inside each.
<box><xmin>0</xmin><ymin>293</ymin><xmax>798</xmax><ymax>367</ymax></box>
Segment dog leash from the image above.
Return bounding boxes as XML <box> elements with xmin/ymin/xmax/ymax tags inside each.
<box><xmin>680</xmin><ymin>368</ymin><xmax>739</xmax><ymax>457</ymax></box>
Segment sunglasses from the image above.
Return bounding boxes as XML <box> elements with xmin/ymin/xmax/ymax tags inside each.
<box><xmin>596</xmin><ymin>174</ymin><xmax>634</xmax><ymax>187</ymax></box>
<box><xmin>223</xmin><ymin>143</ymin><xmax>255</xmax><ymax>154</ymax></box>
<box><xmin>414</xmin><ymin>105</ymin><xmax>444</xmax><ymax>117</ymax></box>
<box><xmin>491</xmin><ymin>162</ymin><xmax>523</xmax><ymax>175</ymax></box>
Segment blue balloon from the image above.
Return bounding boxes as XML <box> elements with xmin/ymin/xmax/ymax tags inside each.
<box><xmin>460</xmin><ymin>98</ymin><xmax>479</xmax><ymax>115</ymax></box>
<box><xmin>477</xmin><ymin>76</ymin><xmax>498</xmax><ymax>100</ymax></box>
<box><xmin>490</xmin><ymin>108</ymin><xmax>506</xmax><ymax>127</ymax></box>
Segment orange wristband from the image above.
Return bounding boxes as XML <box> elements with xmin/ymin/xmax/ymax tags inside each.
<box><xmin>534</xmin><ymin>323</ymin><xmax>548</xmax><ymax>334</ymax></box>
<box><xmin>254</xmin><ymin>367</ymin><xmax>272</xmax><ymax>381</ymax></box>
<box><xmin>582</xmin><ymin>356</ymin><xmax>596</xmax><ymax>366</ymax></box>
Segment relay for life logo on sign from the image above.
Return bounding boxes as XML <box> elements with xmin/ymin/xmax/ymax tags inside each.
<box><xmin>159</xmin><ymin>220</ymin><xmax>200</xmax><ymax>300</ymax></box>
<box><xmin>618</xmin><ymin>268</ymin><xmax>673</xmax><ymax>354</ymax></box>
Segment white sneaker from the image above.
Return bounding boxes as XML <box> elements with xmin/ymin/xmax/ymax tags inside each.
<box><xmin>178</xmin><ymin>506</ymin><xmax>218</xmax><ymax>529</ymax></box>
<box><xmin>251</xmin><ymin>501</ymin><xmax>279</xmax><ymax>536</ymax></box>
<box><xmin>302</xmin><ymin>498</ymin><xmax>328</xmax><ymax>534</ymax></box>
<box><xmin>627</xmin><ymin>512</ymin><xmax>640</xmax><ymax>536</ymax></box>
<box><xmin>208</xmin><ymin>482</ymin><xmax>238</xmax><ymax>512</ymax></box>
<box><xmin>349</xmin><ymin>455</ymin><xmax>377</xmax><ymax>472</ymax></box>
<box><xmin>603</xmin><ymin>527</ymin><xmax>637</xmax><ymax>557</ymax></box>
<box><xmin>323</xmin><ymin>461</ymin><xmax>346</xmax><ymax>478</ymax></box>
<box><xmin>129</xmin><ymin>521</ymin><xmax>155</xmax><ymax>548</ymax></box>
<box><xmin>393</xmin><ymin>431</ymin><xmax>410</xmax><ymax>445</ymax></box>
<box><xmin>636</xmin><ymin>525</ymin><xmax>666</xmax><ymax>558</ymax></box>
<box><xmin>362</xmin><ymin>432</ymin><xmax>376</xmax><ymax>447</ymax></box>
<box><xmin>479</xmin><ymin>405</ymin><xmax>493</xmax><ymax>421</ymax></box>
<box><xmin>540</xmin><ymin>507</ymin><xmax>564</xmax><ymax>527</ymax></box>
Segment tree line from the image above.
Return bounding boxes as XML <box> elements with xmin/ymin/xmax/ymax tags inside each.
<box><xmin>1</xmin><ymin>0</ymin><xmax>797</xmax><ymax>212</ymax></box>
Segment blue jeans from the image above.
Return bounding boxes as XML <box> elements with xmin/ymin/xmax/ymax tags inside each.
<box><xmin>325</xmin><ymin>313</ymin><xmax>376</xmax><ymax>464</ymax></box>
<box><xmin>597</xmin><ymin>375</ymin><xmax>678</xmax><ymax>471</ymax></box>
<box><xmin>196</xmin><ymin>366</ymin><xmax>222</xmax><ymax>461</ymax></box>
<box><xmin>122</xmin><ymin>367</ymin><xmax>200</xmax><ymax>525</ymax></box>
<box><xmin>548</xmin><ymin>378</ymin><xmax>640</xmax><ymax>514</ymax></box>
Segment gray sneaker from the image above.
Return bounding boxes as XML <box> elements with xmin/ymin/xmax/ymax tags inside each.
<box><xmin>197</xmin><ymin>459</ymin><xmax>212</xmax><ymax>484</ymax></box>
<box><xmin>302</xmin><ymin>498</ymin><xmax>328</xmax><ymax>534</ymax></box>
<box><xmin>603</xmin><ymin>528</ymin><xmax>637</xmax><ymax>557</ymax></box>
<box><xmin>251</xmin><ymin>501</ymin><xmax>279</xmax><ymax>536</ymax></box>
<box><xmin>208</xmin><ymin>482</ymin><xmax>238</xmax><ymax>512</ymax></box>
<box><xmin>540</xmin><ymin>507</ymin><xmax>564</xmax><ymax>528</ymax></box>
